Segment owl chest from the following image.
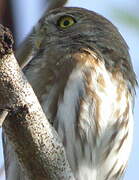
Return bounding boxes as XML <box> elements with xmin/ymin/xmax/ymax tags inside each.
<box><xmin>52</xmin><ymin>92</ymin><xmax>132</xmax><ymax>180</ymax></box>
<box><xmin>39</xmin><ymin>68</ymin><xmax>133</xmax><ymax>180</ymax></box>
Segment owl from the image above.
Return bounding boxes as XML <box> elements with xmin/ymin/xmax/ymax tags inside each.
<box><xmin>3</xmin><ymin>7</ymin><xmax>137</xmax><ymax>180</ymax></box>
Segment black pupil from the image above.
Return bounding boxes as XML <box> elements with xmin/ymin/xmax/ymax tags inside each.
<box><xmin>63</xmin><ymin>20</ymin><xmax>70</xmax><ymax>26</ymax></box>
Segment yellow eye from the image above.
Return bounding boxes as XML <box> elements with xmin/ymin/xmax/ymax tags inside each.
<box><xmin>58</xmin><ymin>16</ymin><xmax>76</xmax><ymax>29</ymax></box>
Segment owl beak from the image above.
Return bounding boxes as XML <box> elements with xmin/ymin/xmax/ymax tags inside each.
<box><xmin>34</xmin><ymin>38</ymin><xmax>42</xmax><ymax>50</ymax></box>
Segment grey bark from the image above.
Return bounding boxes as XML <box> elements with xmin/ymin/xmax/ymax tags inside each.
<box><xmin>0</xmin><ymin>165</ymin><xmax>4</xmax><ymax>177</ymax></box>
<box><xmin>0</xmin><ymin>24</ymin><xmax>74</xmax><ymax>180</ymax></box>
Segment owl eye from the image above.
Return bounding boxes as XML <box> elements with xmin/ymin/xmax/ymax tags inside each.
<box><xmin>57</xmin><ymin>16</ymin><xmax>76</xmax><ymax>29</ymax></box>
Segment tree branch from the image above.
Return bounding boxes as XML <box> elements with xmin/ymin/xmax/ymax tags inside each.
<box><xmin>47</xmin><ymin>0</ymin><xmax>68</xmax><ymax>10</ymax></box>
<box><xmin>0</xmin><ymin>24</ymin><xmax>74</xmax><ymax>180</ymax></box>
<box><xmin>0</xmin><ymin>164</ymin><xmax>4</xmax><ymax>177</ymax></box>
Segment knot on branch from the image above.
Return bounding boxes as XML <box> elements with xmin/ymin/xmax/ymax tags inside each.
<box><xmin>0</xmin><ymin>24</ymin><xmax>13</xmax><ymax>58</ymax></box>
<box><xmin>47</xmin><ymin>0</ymin><xmax>68</xmax><ymax>10</ymax></box>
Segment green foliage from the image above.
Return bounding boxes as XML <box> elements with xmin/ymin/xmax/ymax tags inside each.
<box><xmin>112</xmin><ymin>8</ymin><xmax>139</xmax><ymax>32</ymax></box>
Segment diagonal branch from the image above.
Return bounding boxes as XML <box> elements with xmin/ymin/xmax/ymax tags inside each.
<box><xmin>0</xmin><ymin>24</ymin><xmax>74</xmax><ymax>180</ymax></box>
<box><xmin>0</xmin><ymin>164</ymin><xmax>4</xmax><ymax>177</ymax></box>
<box><xmin>47</xmin><ymin>0</ymin><xmax>68</xmax><ymax>10</ymax></box>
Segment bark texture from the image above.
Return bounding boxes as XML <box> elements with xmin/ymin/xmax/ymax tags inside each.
<box><xmin>0</xmin><ymin>24</ymin><xmax>74</xmax><ymax>180</ymax></box>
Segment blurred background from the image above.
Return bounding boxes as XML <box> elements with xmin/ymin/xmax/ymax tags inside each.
<box><xmin>0</xmin><ymin>0</ymin><xmax>138</xmax><ymax>179</ymax></box>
